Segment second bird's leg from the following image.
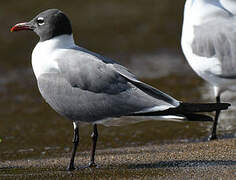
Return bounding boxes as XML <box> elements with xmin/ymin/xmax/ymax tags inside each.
<box><xmin>209</xmin><ymin>96</ymin><xmax>221</xmax><ymax>141</ymax></box>
<box><xmin>88</xmin><ymin>124</ymin><xmax>98</xmax><ymax>167</ymax></box>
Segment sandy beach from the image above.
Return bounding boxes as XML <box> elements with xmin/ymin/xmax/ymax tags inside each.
<box><xmin>0</xmin><ymin>138</ymin><xmax>235</xmax><ymax>179</ymax></box>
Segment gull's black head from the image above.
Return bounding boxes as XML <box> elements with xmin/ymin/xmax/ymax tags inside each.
<box><xmin>11</xmin><ymin>9</ymin><xmax>72</xmax><ymax>41</ymax></box>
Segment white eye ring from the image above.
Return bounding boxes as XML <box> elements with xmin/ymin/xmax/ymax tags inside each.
<box><xmin>37</xmin><ymin>17</ymin><xmax>45</xmax><ymax>26</ymax></box>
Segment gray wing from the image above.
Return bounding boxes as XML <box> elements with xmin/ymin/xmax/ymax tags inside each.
<box><xmin>57</xmin><ymin>47</ymin><xmax>179</xmax><ymax>106</ymax></box>
<box><xmin>37</xmin><ymin>47</ymin><xmax>180</xmax><ymax>122</ymax></box>
<box><xmin>192</xmin><ymin>17</ymin><xmax>236</xmax><ymax>78</ymax></box>
<box><xmin>112</xmin><ymin>63</ymin><xmax>179</xmax><ymax>106</ymax></box>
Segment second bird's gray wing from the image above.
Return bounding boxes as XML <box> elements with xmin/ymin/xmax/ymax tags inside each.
<box><xmin>191</xmin><ymin>17</ymin><xmax>236</xmax><ymax>78</ymax></box>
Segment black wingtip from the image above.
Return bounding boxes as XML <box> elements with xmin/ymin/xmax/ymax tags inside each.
<box><xmin>179</xmin><ymin>102</ymin><xmax>231</xmax><ymax>113</ymax></box>
<box><xmin>183</xmin><ymin>113</ymin><xmax>213</xmax><ymax>122</ymax></box>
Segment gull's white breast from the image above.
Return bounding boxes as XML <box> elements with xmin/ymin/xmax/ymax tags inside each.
<box><xmin>32</xmin><ymin>34</ymin><xmax>76</xmax><ymax>79</ymax></box>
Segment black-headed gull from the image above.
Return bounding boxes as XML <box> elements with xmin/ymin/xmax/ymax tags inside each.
<box><xmin>11</xmin><ymin>9</ymin><xmax>230</xmax><ymax>170</ymax></box>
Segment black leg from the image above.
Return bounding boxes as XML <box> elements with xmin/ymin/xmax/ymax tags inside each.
<box><xmin>67</xmin><ymin>122</ymin><xmax>79</xmax><ymax>171</ymax></box>
<box><xmin>88</xmin><ymin>124</ymin><xmax>98</xmax><ymax>167</ymax></box>
<box><xmin>209</xmin><ymin>96</ymin><xmax>221</xmax><ymax>141</ymax></box>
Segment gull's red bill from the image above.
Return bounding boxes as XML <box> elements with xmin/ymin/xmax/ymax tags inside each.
<box><xmin>10</xmin><ymin>22</ymin><xmax>34</xmax><ymax>32</ymax></box>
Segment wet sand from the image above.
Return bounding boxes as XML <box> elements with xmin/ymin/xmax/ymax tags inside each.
<box><xmin>0</xmin><ymin>138</ymin><xmax>235</xmax><ymax>179</ymax></box>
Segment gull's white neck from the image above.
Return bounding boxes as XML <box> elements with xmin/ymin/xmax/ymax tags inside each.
<box><xmin>32</xmin><ymin>34</ymin><xmax>75</xmax><ymax>79</ymax></box>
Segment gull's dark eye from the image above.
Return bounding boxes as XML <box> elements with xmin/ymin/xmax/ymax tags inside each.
<box><xmin>37</xmin><ymin>17</ymin><xmax>45</xmax><ymax>26</ymax></box>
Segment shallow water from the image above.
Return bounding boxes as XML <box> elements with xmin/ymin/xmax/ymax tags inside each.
<box><xmin>0</xmin><ymin>0</ymin><xmax>235</xmax><ymax>163</ymax></box>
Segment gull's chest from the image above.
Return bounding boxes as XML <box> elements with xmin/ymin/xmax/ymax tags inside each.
<box><xmin>32</xmin><ymin>42</ymin><xmax>60</xmax><ymax>79</ymax></box>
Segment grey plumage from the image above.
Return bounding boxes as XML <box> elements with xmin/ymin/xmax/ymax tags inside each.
<box><xmin>37</xmin><ymin>47</ymin><xmax>178</xmax><ymax>122</ymax></box>
<box><xmin>192</xmin><ymin>17</ymin><xmax>236</xmax><ymax>78</ymax></box>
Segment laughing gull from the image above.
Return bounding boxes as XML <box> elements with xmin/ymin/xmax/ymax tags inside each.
<box><xmin>181</xmin><ymin>0</ymin><xmax>236</xmax><ymax>140</ymax></box>
<box><xmin>11</xmin><ymin>9</ymin><xmax>230</xmax><ymax>170</ymax></box>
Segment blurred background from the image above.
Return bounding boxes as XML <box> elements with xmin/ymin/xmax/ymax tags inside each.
<box><xmin>0</xmin><ymin>0</ymin><xmax>235</xmax><ymax>161</ymax></box>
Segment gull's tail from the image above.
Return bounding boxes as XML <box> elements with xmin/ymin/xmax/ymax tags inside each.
<box><xmin>129</xmin><ymin>102</ymin><xmax>230</xmax><ymax>122</ymax></box>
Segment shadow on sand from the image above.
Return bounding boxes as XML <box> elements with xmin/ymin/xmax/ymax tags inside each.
<box><xmin>127</xmin><ymin>160</ymin><xmax>236</xmax><ymax>169</ymax></box>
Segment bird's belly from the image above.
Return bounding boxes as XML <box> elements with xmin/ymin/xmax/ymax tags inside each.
<box><xmin>36</xmin><ymin>72</ymin><xmax>171</xmax><ymax>123</ymax></box>
<box><xmin>182</xmin><ymin>41</ymin><xmax>236</xmax><ymax>91</ymax></box>
<box><xmin>36</xmin><ymin>73</ymin><xmax>147</xmax><ymax>123</ymax></box>
<box><xmin>37</xmin><ymin>74</ymin><xmax>103</xmax><ymax>122</ymax></box>
<box><xmin>188</xmin><ymin>53</ymin><xmax>236</xmax><ymax>91</ymax></box>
